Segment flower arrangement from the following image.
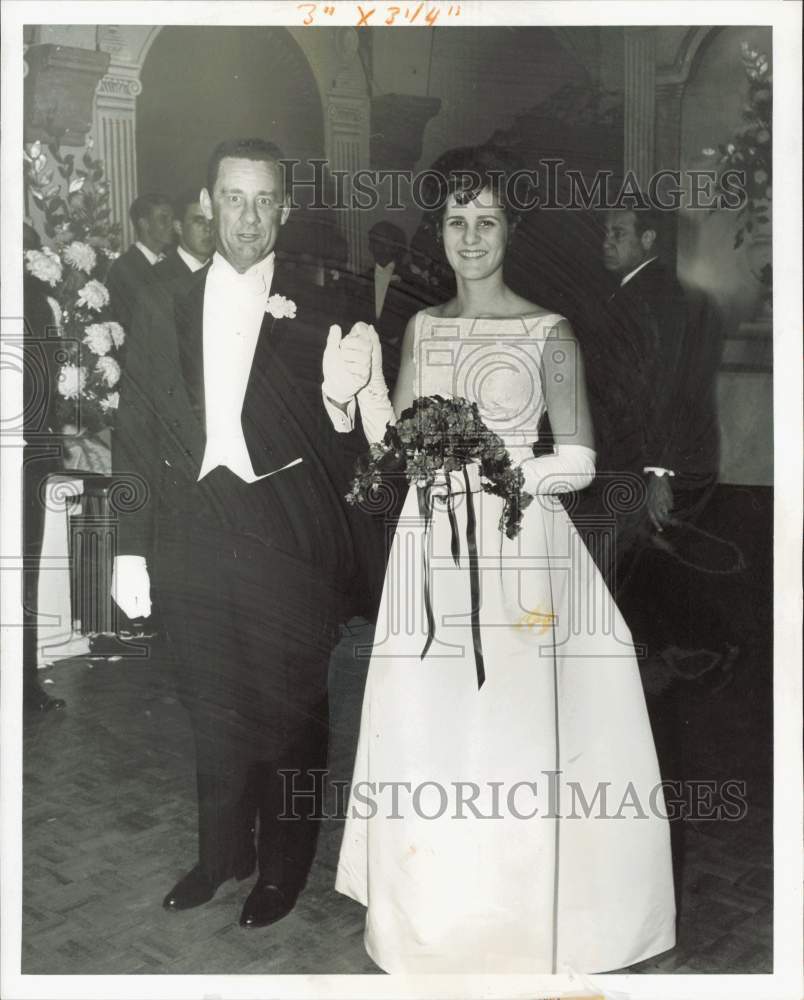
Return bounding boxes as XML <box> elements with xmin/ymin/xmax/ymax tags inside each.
<box><xmin>346</xmin><ymin>395</ymin><xmax>533</xmax><ymax>539</ymax></box>
<box><xmin>23</xmin><ymin>139</ymin><xmax>123</xmax><ymax>434</ymax></box>
<box><xmin>704</xmin><ymin>43</ymin><xmax>772</xmax><ymax>262</ymax></box>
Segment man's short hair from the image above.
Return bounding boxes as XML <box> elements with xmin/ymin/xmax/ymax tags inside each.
<box><xmin>129</xmin><ymin>192</ymin><xmax>172</xmax><ymax>228</ymax></box>
<box><xmin>206</xmin><ymin>138</ymin><xmax>286</xmax><ymax>195</ymax></box>
<box><xmin>173</xmin><ymin>190</ymin><xmax>203</xmax><ymax>223</ymax></box>
<box><xmin>629</xmin><ymin>207</ymin><xmax>664</xmax><ymax>242</ymax></box>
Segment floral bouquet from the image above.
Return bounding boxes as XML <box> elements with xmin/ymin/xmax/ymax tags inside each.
<box><xmin>23</xmin><ymin>140</ymin><xmax>123</xmax><ymax>444</ymax></box>
<box><xmin>346</xmin><ymin>395</ymin><xmax>533</xmax><ymax>539</ymax></box>
<box><xmin>703</xmin><ymin>42</ymin><xmax>771</xmax><ymax>266</ymax></box>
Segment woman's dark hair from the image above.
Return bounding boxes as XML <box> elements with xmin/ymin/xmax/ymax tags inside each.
<box><xmin>420</xmin><ymin>145</ymin><xmax>533</xmax><ymax>241</ymax></box>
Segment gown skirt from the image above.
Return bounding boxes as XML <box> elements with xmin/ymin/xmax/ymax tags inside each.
<box><xmin>335</xmin><ymin>483</ymin><xmax>676</xmax><ymax>974</ymax></box>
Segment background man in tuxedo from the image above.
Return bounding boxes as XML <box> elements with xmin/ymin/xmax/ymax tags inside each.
<box><xmin>573</xmin><ymin>207</ymin><xmax>723</xmax><ymax>905</ymax></box>
<box><xmin>576</xmin><ymin>207</ymin><xmax>720</xmax><ymax>591</ymax></box>
<box><xmin>154</xmin><ymin>192</ymin><xmax>214</xmax><ymax>285</ymax></box>
<box><xmin>107</xmin><ymin>192</ymin><xmax>174</xmax><ymax>331</ymax></box>
<box><xmin>112</xmin><ymin>138</ymin><xmax>369</xmax><ymax>929</ymax></box>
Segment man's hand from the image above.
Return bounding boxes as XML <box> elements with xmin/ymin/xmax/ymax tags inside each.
<box><xmin>646</xmin><ymin>472</ymin><xmax>674</xmax><ymax>531</ymax></box>
<box><xmin>111</xmin><ymin>555</ymin><xmax>152</xmax><ymax>620</ymax></box>
<box><xmin>322</xmin><ymin>323</ymin><xmax>373</xmax><ymax>405</ymax></box>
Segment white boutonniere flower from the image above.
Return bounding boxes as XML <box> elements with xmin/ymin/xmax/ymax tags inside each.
<box><xmin>266</xmin><ymin>294</ymin><xmax>297</xmax><ymax>320</ymax></box>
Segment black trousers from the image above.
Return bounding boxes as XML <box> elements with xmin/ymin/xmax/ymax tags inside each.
<box><xmin>153</xmin><ymin>470</ymin><xmax>339</xmax><ymax>891</ymax></box>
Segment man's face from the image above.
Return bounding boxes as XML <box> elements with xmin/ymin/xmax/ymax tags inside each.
<box><xmin>141</xmin><ymin>203</ymin><xmax>175</xmax><ymax>253</ymax></box>
<box><xmin>602</xmin><ymin>211</ymin><xmax>654</xmax><ymax>276</ymax></box>
<box><xmin>200</xmin><ymin>157</ymin><xmax>289</xmax><ymax>273</ymax></box>
<box><xmin>176</xmin><ymin>201</ymin><xmax>214</xmax><ymax>262</ymax></box>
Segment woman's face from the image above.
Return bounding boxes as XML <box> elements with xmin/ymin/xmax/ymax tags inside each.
<box><xmin>441</xmin><ymin>187</ymin><xmax>509</xmax><ymax>281</ymax></box>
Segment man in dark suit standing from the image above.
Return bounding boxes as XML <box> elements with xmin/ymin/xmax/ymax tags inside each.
<box><xmin>574</xmin><ymin>207</ymin><xmax>722</xmax><ymax>904</ymax></box>
<box><xmin>106</xmin><ymin>192</ymin><xmax>174</xmax><ymax>332</ymax></box>
<box><xmin>576</xmin><ymin>207</ymin><xmax>720</xmax><ymax>592</ymax></box>
<box><xmin>112</xmin><ymin>138</ymin><xmax>370</xmax><ymax>928</ymax></box>
<box><xmin>154</xmin><ymin>192</ymin><xmax>214</xmax><ymax>287</ymax></box>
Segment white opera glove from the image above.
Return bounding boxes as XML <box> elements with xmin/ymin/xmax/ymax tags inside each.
<box><xmin>111</xmin><ymin>555</ymin><xmax>152</xmax><ymax>620</ymax></box>
<box><xmin>519</xmin><ymin>444</ymin><xmax>596</xmax><ymax>496</ymax></box>
<box><xmin>356</xmin><ymin>325</ymin><xmax>397</xmax><ymax>444</ymax></box>
<box><xmin>322</xmin><ymin>323</ymin><xmax>372</xmax><ymax>405</ymax></box>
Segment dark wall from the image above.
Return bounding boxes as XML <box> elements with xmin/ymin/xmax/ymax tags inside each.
<box><xmin>137</xmin><ymin>26</ymin><xmax>324</xmax><ymax>200</ymax></box>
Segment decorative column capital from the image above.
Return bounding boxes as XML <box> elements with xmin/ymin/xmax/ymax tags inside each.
<box><xmin>623</xmin><ymin>28</ymin><xmax>657</xmax><ymax>190</ymax></box>
<box><xmin>96</xmin><ymin>74</ymin><xmax>143</xmax><ymax>101</ymax></box>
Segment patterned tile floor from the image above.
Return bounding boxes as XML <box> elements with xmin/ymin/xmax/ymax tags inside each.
<box><xmin>19</xmin><ymin>620</ymin><xmax>772</xmax><ymax>976</ymax></box>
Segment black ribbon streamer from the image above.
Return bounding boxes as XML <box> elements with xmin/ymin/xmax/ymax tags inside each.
<box><xmin>417</xmin><ymin>470</ymin><xmax>486</xmax><ymax>689</ymax></box>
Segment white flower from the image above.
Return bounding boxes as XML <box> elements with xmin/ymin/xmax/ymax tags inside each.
<box><xmin>95</xmin><ymin>356</ymin><xmax>121</xmax><ymax>387</ymax></box>
<box><xmin>107</xmin><ymin>321</ymin><xmax>125</xmax><ymax>349</ymax></box>
<box><xmin>63</xmin><ymin>241</ymin><xmax>97</xmax><ymax>274</ymax></box>
<box><xmin>24</xmin><ymin>248</ymin><xmax>63</xmax><ymax>287</ymax></box>
<box><xmin>46</xmin><ymin>297</ymin><xmax>62</xmax><ymax>326</ymax></box>
<box><xmin>266</xmin><ymin>294</ymin><xmax>297</xmax><ymax>319</ymax></box>
<box><xmin>83</xmin><ymin>323</ymin><xmax>113</xmax><ymax>356</ymax></box>
<box><xmin>57</xmin><ymin>364</ymin><xmax>87</xmax><ymax>399</ymax></box>
<box><xmin>77</xmin><ymin>279</ymin><xmax>109</xmax><ymax>311</ymax></box>
<box><xmin>99</xmin><ymin>391</ymin><xmax>119</xmax><ymax>412</ymax></box>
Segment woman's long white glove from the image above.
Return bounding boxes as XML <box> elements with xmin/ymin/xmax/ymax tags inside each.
<box><xmin>356</xmin><ymin>328</ymin><xmax>397</xmax><ymax>444</ymax></box>
<box><xmin>519</xmin><ymin>444</ymin><xmax>596</xmax><ymax>495</ymax></box>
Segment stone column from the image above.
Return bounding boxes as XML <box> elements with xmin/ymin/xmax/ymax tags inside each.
<box><xmin>325</xmin><ymin>93</ymin><xmax>370</xmax><ymax>273</ymax></box>
<box><xmin>654</xmin><ymin>81</ymin><xmax>685</xmax><ymax>258</ymax></box>
<box><xmin>623</xmin><ymin>28</ymin><xmax>656</xmax><ymax>190</ymax></box>
<box><xmin>93</xmin><ymin>67</ymin><xmax>142</xmax><ymax>248</ymax></box>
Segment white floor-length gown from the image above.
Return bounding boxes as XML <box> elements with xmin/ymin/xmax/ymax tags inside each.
<box><xmin>335</xmin><ymin>312</ymin><xmax>676</xmax><ymax>974</ymax></box>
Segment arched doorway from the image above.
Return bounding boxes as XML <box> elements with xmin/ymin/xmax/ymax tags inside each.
<box><xmin>136</xmin><ymin>26</ymin><xmax>324</xmax><ymax>198</ymax></box>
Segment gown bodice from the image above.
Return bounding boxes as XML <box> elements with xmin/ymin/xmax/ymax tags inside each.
<box><xmin>412</xmin><ymin>310</ymin><xmax>566</xmax><ymax>464</ymax></box>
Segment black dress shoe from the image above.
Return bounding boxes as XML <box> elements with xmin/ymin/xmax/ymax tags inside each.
<box><xmin>239</xmin><ymin>881</ymin><xmax>295</xmax><ymax>928</ymax></box>
<box><xmin>23</xmin><ymin>683</ymin><xmax>66</xmax><ymax>712</ymax></box>
<box><xmin>163</xmin><ymin>865</ymin><xmax>219</xmax><ymax>911</ymax></box>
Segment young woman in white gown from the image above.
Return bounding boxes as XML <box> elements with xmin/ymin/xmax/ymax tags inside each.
<box><xmin>333</xmin><ymin>148</ymin><xmax>676</xmax><ymax>974</ymax></box>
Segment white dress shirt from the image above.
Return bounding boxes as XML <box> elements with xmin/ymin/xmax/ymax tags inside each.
<box><xmin>373</xmin><ymin>260</ymin><xmax>396</xmax><ymax>319</ymax></box>
<box><xmin>134</xmin><ymin>242</ymin><xmax>163</xmax><ymax>266</ymax></box>
<box><xmin>177</xmin><ymin>244</ymin><xmax>208</xmax><ymax>273</ymax></box>
<box><xmin>198</xmin><ymin>251</ymin><xmax>302</xmax><ymax>483</ymax></box>
<box><xmin>620</xmin><ymin>255</ymin><xmax>658</xmax><ymax>287</ymax></box>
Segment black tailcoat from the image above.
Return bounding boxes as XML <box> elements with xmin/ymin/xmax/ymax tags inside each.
<box><xmin>107</xmin><ymin>244</ymin><xmax>160</xmax><ymax>333</ymax></box>
<box><xmin>114</xmin><ymin>262</ymin><xmax>357</xmax><ymax>885</ymax></box>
